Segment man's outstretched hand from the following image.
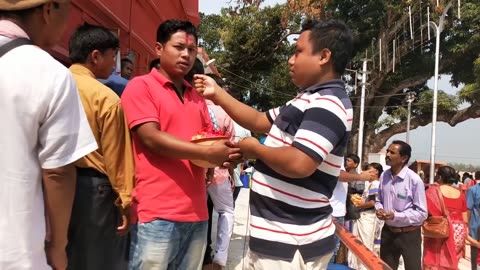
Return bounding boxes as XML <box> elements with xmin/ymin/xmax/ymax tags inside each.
<box><xmin>207</xmin><ymin>140</ymin><xmax>242</xmax><ymax>169</ymax></box>
<box><xmin>193</xmin><ymin>74</ymin><xmax>222</xmax><ymax>100</ymax></box>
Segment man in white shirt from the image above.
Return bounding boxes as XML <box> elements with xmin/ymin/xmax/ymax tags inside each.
<box><xmin>329</xmin><ymin>166</ymin><xmax>376</xmax><ymax>264</ymax></box>
<box><xmin>0</xmin><ymin>1</ymin><xmax>97</xmax><ymax>269</ymax></box>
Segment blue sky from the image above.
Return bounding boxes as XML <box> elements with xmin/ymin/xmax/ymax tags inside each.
<box><xmin>199</xmin><ymin>0</ymin><xmax>479</xmax><ymax>165</ymax></box>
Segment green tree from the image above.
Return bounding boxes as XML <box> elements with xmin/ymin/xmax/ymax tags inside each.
<box><xmin>198</xmin><ymin>0</ymin><xmax>480</xmax><ymax>158</ymax></box>
<box><xmin>199</xmin><ymin>5</ymin><xmax>299</xmax><ymax>110</ymax></box>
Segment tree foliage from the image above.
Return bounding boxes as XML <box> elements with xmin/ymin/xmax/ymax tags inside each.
<box><xmin>198</xmin><ymin>0</ymin><xmax>480</xmax><ymax>158</ymax></box>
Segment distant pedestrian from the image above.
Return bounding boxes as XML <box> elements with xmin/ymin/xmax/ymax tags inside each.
<box><xmin>375</xmin><ymin>140</ymin><xmax>427</xmax><ymax>270</ymax></box>
<box><xmin>348</xmin><ymin>162</ymin><xmax>383</xmax><ymax>270</ymax></box>
<box><xmin>423</xmin><ymin>166</ymin><xmax>475</xmax><ymax>269</ymax></box>
<box><xmin>121</xmin><ymin>57</ymin><xmax>134</xmax><ymax>80</ymax></box>
<box><xmin>467</xmin><ymin>176</ymin><xmax>480</xmax><ymax>270</ymax></box>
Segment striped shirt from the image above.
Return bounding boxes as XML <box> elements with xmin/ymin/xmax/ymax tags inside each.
<box><xmin>249</xmin><ymin>79</ymin><xmax>353</xmax><ymax>261</ymax></box>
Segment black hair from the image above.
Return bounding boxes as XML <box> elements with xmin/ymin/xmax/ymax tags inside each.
<box><xmin>0</xmin><ymin>2</ymin><xmax>59</xmax><ymax>19</ymax></box>
<box><xmin>368</xmin><ymin>163</ymin><xmax>384</xmax><ymax>178</ymax></box>
<box><xmin>185</xmin><ymin>58</ymin><xmax>204</xmax><ymax>84</ymax></box>
<box><xmin>391</xmin><ymin>140</ymin><xmax>412</xmax><ymax>165</ymax></box>
<box><xmin>345</xmin><ymin>153</ymin><xmax>360</xmax><ymax>165</ymax></box>
<box><xmin>156</xmin><ymin>19</ymin><xmax>198</xmax><ymax>45</ymax></box>
<box><xmin>149</xmin><ymin>58</ymin><xmax>160</xmax><ymax>70</ymax></box>
<box><xmin>300</xmin><ymin>19</ymin><xmax>353</xmax><ymax>75</ymax></box>
<box><xmin>205</xmin><ymin>73</ymin><xmax>225</xmax><ymax>88</ymax></box>
<box><xmin>436</xmin><ymin>166</ymin><xmax>458</xmax><ymax>185</ymax></box>
<box><xmin>121</xmin><ymin>58</ymin><xmax>133</xmax><ymax>67</ymax></box>
<box><xmin>69</xmin><ymin>23</ymin><xmax>119</xmax><ymax>64</ymax></box>
<box><xmin>475</xmin><ymin>171</ymin><xmax>480</xmax><ymax>180</ymax></box>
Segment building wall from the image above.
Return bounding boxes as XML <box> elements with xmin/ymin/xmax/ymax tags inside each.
<box><xmin>49</xmin><ymin>0</ymin><xmax>199</xmax><ymax>75</ymax></box>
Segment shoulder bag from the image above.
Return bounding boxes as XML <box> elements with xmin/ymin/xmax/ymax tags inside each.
<box><xmin>422</xmin><ymin>187</ymin><xmax>450</xmax><ymax>239</ymax></box>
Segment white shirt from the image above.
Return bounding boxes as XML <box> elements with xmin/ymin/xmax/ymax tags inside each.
<box><xmin>331</xmin><ymin>180</ymin><xmax>348</xmax><ymax>217</ymax></box>
<box><xmin>232</xmin><ymin>122</ymin><xmax>251</xmax><ymax>187</ymax></box>
<box><xmin>0</xmin><ymin>35</ymin><xmax>97</xmax><ymax>269</ymax></box>
<box><xmin>330</xmin><ymin>165</ymin><xmax>348</xmax><ymax>217</ymax></box>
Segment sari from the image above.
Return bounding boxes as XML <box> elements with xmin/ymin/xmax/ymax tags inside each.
<box><xmin>423</xmin><ymin>185</ymin><xmax>464</xmax><ymax>270</ymax></box>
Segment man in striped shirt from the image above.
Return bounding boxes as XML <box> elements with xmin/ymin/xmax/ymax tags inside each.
<box><xmin>194</xmin><ymin>19</ymin><xmax>353</xmax><ymax>269</ymax></box>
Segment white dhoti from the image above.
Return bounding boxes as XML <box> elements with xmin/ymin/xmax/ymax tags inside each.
<box><xmin>348</xmin><ymin>210</ymin><xmax>378</xmax><ymax>270</ymax></box>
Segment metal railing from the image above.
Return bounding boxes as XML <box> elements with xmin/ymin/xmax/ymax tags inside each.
<box><xmin>334</xmin><ymin>220</ymin><xmax>393</xmax><ymax>270</ymax></box>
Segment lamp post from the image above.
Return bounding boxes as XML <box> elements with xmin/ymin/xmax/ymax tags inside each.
<box><xmin>406</xmin><ymin>92</ymin><xmax>416</xmax><ymax>144</ymax></box>
<box><xmin>357</xmin><ymin>58</ymin><xmax>368</xmax><ymax>167</ymax></box>
<box><xmin>428</xmin><ymin>1</ymin><xmax>453</xmax><ymax>184</ymax></box>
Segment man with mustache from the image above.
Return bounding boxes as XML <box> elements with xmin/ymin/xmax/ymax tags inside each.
<box><xmin>375</xmin><ymin>140</ymin><xmax>427</xmax><ymax>270</ymax></box>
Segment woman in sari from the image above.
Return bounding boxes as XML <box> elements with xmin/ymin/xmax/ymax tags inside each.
<box><xmin>348</xmin><ymin>162</ymin><xmax>383</xmax><ymax>270</ymax></box>
<box><xmin>423</xmin><ymin>166</ymin><xmax>479</xmax><ymax>269</ymax></box>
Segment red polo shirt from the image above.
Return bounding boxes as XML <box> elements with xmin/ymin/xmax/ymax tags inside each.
<box><xmin>121</xmin><ymin>69</ymin><xmax>210</xmax><ymax>223</ymax></box>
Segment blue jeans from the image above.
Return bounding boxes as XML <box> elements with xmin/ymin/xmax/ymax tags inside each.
<box><xmin>329</xmin><ymin>216</ymin><xmax>345</xmax><ymax>264</ymax></box>
<box><xmin>128</xmin><ymin>219</ymin><xmax>207</xmax><ymax>270</ymax></box>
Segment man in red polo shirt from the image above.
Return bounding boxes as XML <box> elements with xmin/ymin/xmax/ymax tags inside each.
<box><xmin>121</xmin><ymin>20</ymin><xmax>241</xmax><ymax>269</ymax></box>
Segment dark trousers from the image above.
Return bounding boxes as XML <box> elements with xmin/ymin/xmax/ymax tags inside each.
<box><xmin>66</xmin><ymin>169</ymin><xmax>128</xmax><ymax>270</ymax></box>
<box><xmin>203</xmin><ymin>195</ymin><xmax>215</xmax><ymax>265</ymax></box>
<box><xmin>380</xmin><ymin>226</ymin><xmax>422</xmax><ymax>270</ymax></box>
<box><xmin>472</xmin><ymin>246</ymin><xmax>478</xmax><ymax>270</ymax></box>
<box><xmin>233</xmin><ymin>186</ymin><xmax>242</xmax><ymax>204</ymax></box>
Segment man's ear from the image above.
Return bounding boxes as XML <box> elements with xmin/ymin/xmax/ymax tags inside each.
<box><xmin>155</xmin><ymin>42</ymin><xmax>163</xmax><ymax>59</ymax></box>
<box><xmin>90</xmin><ymin>50</ymin><xmax>101</xmax><ymax>65</ymax></box>
<box><xmin>41</xmin><ymin>2</ymin><xmax>55</xmax><ymax>24</ymax></box>
<box><xmin>318</xmin><ymin>48</ymin><xmax>332</xmax><ymax>66</ymax></box>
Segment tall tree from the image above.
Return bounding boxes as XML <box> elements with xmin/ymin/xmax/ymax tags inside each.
<box><xmin>198</xmin><ymin>0</ymin><xmax>480</xmax><ymax>159</ymax></box>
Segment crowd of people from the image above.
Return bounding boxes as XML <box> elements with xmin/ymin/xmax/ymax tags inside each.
<box><xmin>2</xmin><ymin>1</ymin><xmax>480</xmax><ymax>270</ymax></box>
<box><xmin>328</xmin><ymin>146</ymin><xmax>480</xmax><ymax>270</ymax></box>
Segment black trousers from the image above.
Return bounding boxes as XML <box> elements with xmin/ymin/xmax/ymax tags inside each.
<box><xmin>380</xmin><ymin>226</ymin><xmax>422</xmax><ymax>270</ymax></box>
<box><xmin>472</xmin><ymin>245</ymin><xmax>478</xmax><ymax>270</ymax></box>
<box><xmin>66</xmin><ymin>169</ymin><xmax>128</xmax><ymax>270</ymax></box>
<box><xmin>203</xmin><ymin>195</ymin><xmax>215</xmax><ymax>265</ymax></box>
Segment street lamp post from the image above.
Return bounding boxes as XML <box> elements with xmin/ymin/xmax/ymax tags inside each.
<box><xmin>428</xmin><ymin>1</ymin><xmax>453</xmax><ymax>184</ymax></box>
<box><xmin>406</xmin><ymin>92</ymin><xmax>416</xmax><ymax>144</ymax></box>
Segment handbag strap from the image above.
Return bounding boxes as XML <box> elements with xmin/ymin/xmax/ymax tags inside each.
<box><xmin>435</xmin><ymin>186</ymin><xmax>449</xmax><ymax>217</ymax></box>
<box><xmin>0</xmin><ymin>38</ymin><xmax>32</xmax><ymax>58</ymax></box>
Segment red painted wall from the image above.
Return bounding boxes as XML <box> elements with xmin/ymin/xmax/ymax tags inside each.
<box><xmin>49</xmin><ymin>0</ymin><xmax>199</xmax><ymax>75</ymax></box>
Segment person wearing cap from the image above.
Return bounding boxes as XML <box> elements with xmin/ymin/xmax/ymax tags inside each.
<box><xmin>0</xmin><ymin>1</ymin><xmax>97</xmax><ymax>270</ymax></box>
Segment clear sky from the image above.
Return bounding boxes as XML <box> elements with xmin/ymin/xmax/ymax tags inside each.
<box><xmin>199</xmin><ymin>0</ymin><xmax>479</xmax><ymax>165</ymax></box>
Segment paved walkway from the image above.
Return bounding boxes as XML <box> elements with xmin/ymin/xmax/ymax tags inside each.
<box><xmin>217</xmin><ymin>188</ymin><xmax>473</xmax><ymax>270</ymax></box>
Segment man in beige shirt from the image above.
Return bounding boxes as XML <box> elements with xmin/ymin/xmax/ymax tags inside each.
<box><xmin>67</xmin><ymin>23</ymin><xmax>135</xmax><ymax>270</ymax></box>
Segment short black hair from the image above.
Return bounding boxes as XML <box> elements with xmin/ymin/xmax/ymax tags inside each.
<box><xmin>156</xmin><ymin>19</ymin><xmax>198</xmax><ymax>44</ymax></box>
<box><xmin>149</xmin><ymin>58</ymin><xmax>160</xmax><ymax>70</ymax></box>
<box><xmin>368</xmin><ymin>163</ymin><xmax>384</xmax><ymax>178</ymax></box>
<box><xmin>436</xmin><ymin>166</ymin><xmax>458</xmax><ymax>184</ymax></box>
<box><xmin>121</xmin><ymin>58</ymin><xmax>133</xmax><ymax>67</ymax></box>
<box><xmin>391</xmin><ymin>140</ymin><xmax>412</xmax><ymax>165</ymax></box>
<box><xmin>185</xmin><ymin>58</ymin><xmax>204</xmax><ymax>84</ymax></box>
<box><xmin>206</xmin><ymin>73</ymin><xmax>225</xmax><ymax>88</ymax></box>
<box><xmin>476</xmin><ymin>171</ymin><xmax>480</xmax><ymax>180</ymax></box>
<box><xmin>345</xmin><ymin>153</ymin><xmax>360</xmax><ymax>165</ymax></box>
<box><xmin>69</xmin><ymin>23</ymin><xmax>119</xmax><ymax>64</ymax></box>
<box><xmin>300</xmin><ymin>19</ymin><xmax>353</xmax><ymax>75</ymax></box>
